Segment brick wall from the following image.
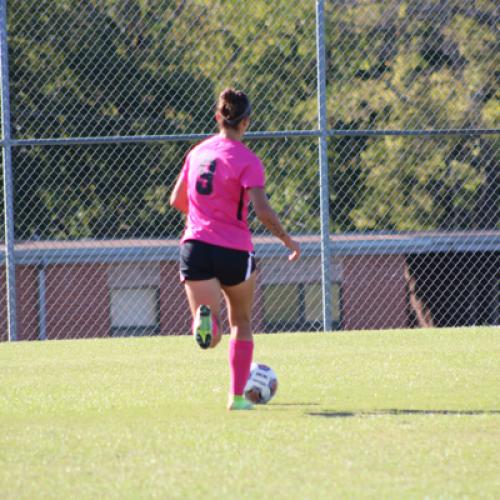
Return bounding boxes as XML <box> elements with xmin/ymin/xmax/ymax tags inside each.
<box><xmin>1</xmin><ymin>253</ymin><xmax>411</xmax><ymax>340</ymax></box>
<box><xmin>342</xmin><ymin>254</ymin><xmax>408</xmax><ymax>330</ymax></box>
<box><xmin>45</xmin><ymin>264</ymin><xmax>110</xmax><ymax>338</ymax></box>
<box><xmin>159</xmin><ymin>261</ymin><xmax>190</xmax><ymax>335</ymax></box>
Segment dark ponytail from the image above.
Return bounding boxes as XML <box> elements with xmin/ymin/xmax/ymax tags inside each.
<box><xmin>217</xmin><ymin>88</ymin><xmax>251</xmax><ymax>129</ymax></box>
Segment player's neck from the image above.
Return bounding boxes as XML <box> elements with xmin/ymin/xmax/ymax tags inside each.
<box><xmin>219</xmin><ymin>129</ymin><xmax>244</xmax><ymax>142</ymax></box>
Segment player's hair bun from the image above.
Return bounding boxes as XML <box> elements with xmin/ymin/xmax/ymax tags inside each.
<box><xmin>217</xmin><ymin>88</ymin><xmax>251</xmax><ymax>128</ymax></box>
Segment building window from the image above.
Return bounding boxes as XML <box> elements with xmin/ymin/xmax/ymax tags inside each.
<box><xmin>110</xmin><ymin>287</ymin><xmax>160</xmax><ymax>336</ymax></box>
<box><xmin>304</xmin><ymin>282</ymin><xmax>342</xmax><ymax>329</ymax></box>
<box><xmin>263</xmin><ymin>282</ymin><xmax>341</xmax><ymax>332</ymax></box>
<box><xmin>263</xmin><ymin>284</ymin><xmax>300</xmax><ymax>327</ymax></box>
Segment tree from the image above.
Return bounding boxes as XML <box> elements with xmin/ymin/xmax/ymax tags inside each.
<box><xmin>3</xmin><ymin>0</ymin><xmax>497</xmax><ymax>240</ymax></box>
<box><xmin>325</xmin><ymin>0</ymin><xmax>498</xmax><ymax>232</ymax></box>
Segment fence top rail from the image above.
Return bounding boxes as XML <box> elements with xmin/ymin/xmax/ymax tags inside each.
<box><xmin>0</xmin><ymin>231</ymin><xmax>498</xmax><ymax>266</ymax></box>
<box><xmin>1</xmin><ymin>128</ymin><xmax>498</xmax><ymax>148</ymax></box>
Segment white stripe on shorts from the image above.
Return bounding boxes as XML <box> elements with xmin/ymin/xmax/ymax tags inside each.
<box><xmin>245</xmin><ymin>251</ymin><xmax>254</xmax><ymax>281</ymax></box>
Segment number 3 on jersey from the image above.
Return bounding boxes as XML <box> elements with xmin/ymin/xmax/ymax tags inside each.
<box><xmin>196</xmin><ymin>159</ymin><xmax>216</xmax><ymax>195</ymax></box>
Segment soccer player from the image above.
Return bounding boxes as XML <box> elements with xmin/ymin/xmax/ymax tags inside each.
<box><xmin>170</xmin><ymin>88</ymin><xmax>301</xmax><ymax>410</ymax></box>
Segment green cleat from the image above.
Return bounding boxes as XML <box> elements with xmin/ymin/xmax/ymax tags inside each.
<box><xmin>227</xmin><ymin>395</ymin><xmax>254</xmax><ymax>411</ymax></box>
<box><xmin>194</xmin><ymin>304</ymin><xmax>212</xmax><ymax>349</ymax></box>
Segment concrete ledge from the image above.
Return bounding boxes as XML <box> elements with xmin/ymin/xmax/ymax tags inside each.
<box><xmin>0</xmin><ymin>231</ymin><xmax>498</xmax><ymax>266</ymax></box>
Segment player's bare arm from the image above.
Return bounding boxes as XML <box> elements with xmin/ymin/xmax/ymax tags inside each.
<box><xmin>169</xmin><ymin>171</ymin><xmax>188</xmax><ymax>214</ymax></box>
<box><xmin>248</xmin><ymin>187</ymin><xmax>301</xmax><ymax>261</ymax></box>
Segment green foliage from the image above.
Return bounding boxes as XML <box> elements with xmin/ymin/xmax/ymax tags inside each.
<box><xmin>325</xmin><ymin>1</ymin><xmax>498</xmax><ymax>233</ymax></box>
<box><xmin>5</xmin><ymin>0</ymin><xmax>497</xmax><ymax>239</ymax></box>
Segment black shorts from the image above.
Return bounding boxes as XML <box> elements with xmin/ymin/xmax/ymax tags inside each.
<box><xmin>180</xmin><ymin>240</ymin><xmax>256</xmax><ymax>287</ymax></box>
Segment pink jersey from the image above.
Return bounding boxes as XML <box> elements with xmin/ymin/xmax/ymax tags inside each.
<box><xmin>180</xmin><ymin>135</ymin><xmax>265</xmax><ymax>252</ymax></box>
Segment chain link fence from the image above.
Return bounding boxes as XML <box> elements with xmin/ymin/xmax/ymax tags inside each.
<box><xmin>1</xmin><ymin>0</ymin><xmax>498</xmax><ymax>341</ymax></box>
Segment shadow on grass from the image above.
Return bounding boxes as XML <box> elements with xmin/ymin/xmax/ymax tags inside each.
<box><xmin>271</xmin><ymin>403</ymin><xmax>320</xmax><ymax>406</ymax></box>
<box><xmin>307</xmin><ymin>409</ymin><xmax>500</xmax><ymax>418</ymax></box>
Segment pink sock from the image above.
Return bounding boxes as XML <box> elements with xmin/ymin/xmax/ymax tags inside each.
<box><xmin>228</xmin><ymin>339</ymin><xmax>254</xmax><ymax>396</ymax></box>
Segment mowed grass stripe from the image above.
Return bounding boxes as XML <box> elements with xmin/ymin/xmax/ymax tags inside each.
<box><xmin>0</xmin><ymin>327</ymin><xmax>499</xmax><ymax>499</ymax></box>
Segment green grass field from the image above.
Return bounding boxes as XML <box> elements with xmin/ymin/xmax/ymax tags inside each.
<box><xmin>1</xmin><ymin>327</ymin><xmax>499</xmax><ymax>499</ymax></box>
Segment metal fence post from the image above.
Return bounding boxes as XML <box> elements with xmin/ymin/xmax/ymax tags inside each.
<box><xmin>0</xmin><ymin>0</ymin><xmax>17</xmax><ymax>341</ymax></box>
<box><xmin>315</xmin><ymin>0</ymin><xmax>333</xmax><ymax>332</ymax></box>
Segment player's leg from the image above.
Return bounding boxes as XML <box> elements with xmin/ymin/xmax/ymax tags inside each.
<box><xmin>222</xmin><ymin>272</ymin><xmax>256</xmax><ymax>410</ymax></box>
<box><xmin>184</xmin><ymin>278</ymin><xmax>223</xmax><ymax>349</ymax></box>
<box><xmin>180</xmin><ymin>241</ymin><xmax>223</xmax><ymax>349</ymax></box>
<box><xmin>222</xmin><ymin>271</ymin><xmax>255</xmax><ymax>341</ymax></box>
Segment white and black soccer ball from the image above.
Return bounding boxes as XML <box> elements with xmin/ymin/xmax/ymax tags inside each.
<box><xmin>244</xmin><ymin>362</ymin><xmax>278</xmax><ymax>404</ymax></box>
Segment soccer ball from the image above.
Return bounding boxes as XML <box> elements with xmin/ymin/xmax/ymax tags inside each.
<box><xmin>244</xmin><ymin>362</ymin><xmax>278</xmax><ymax>404</ymax></box>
